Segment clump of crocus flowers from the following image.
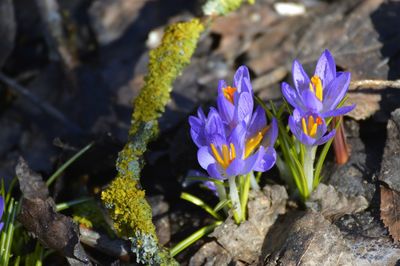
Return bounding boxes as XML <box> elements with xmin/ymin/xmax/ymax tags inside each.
<box><xmin>280</xmin><ymin>49</ymin><xmax>354</xmax><ymax>199</ymax></box>
<box><xmin>189</xmin><ymin>66</ymin><xmax>277</xmax><ymax>223</ymax></box>
<box><xmin>188</xmin><ymin>49</ymin><xmax>354</xmax><ymax>221</ymax></box>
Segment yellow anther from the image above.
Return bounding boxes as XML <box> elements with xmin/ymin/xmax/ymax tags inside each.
<box><xmin>309</xmin><ymin>76</ymin><xmax>323</xmax><ymax>101</ymax></box>
<box><xmin>211</xmin><ymin>143</ymin><xmax>236</xmax><ymax>169</ymax></box>
<box><xmin>307</xmin><ymin>115</ymin><xmax>314</xmax><ymax>133</ymax></box>
<box><xmin>230</xmin><ymin>143</ymin><xmax>236</xmax><ymax>160</ymax></box>
<box><xmin>223</xmin><ymin>86</ymin><xmax>237</xmax><ymax>104</ymax></box>
<box><xmin>302</xmin><ymin>117</ymin><xmax>308</xmax><ymax>135</ymax></box>
<box><xmin>222</xmin><ymin>144</ymin><xmax>230</xmax><ymax>166</ymax></box>
<box><xmin>302</xmin><ymin>115</ymin><xmax>323</xmax><ymax>137</ymax></box>
<box><xmin>211</xmin><ymin>144</ymin><xmax>225</xmax><ymax>168</ymax></box>
<box><xmin>309</xmin><ymin>123</ymin><xmax>318</xmax><ymax>137</ymax></box>
<box><xmin>244</xmin><ymin>126</ymin><xmax>270</xmax><ymax>158</ymax></box>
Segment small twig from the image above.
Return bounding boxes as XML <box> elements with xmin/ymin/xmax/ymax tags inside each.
<box><xmin>79</xmin><ymin>226</ymin><xmax>131</xmax><ymax>258</ymax></box>
<box><xmin>349</xmin><ymin>79</ymin><xmax>400</xmax><ymax>90</ymax></box>
<box><xmin>0</xmin><ymin>72</ymin><xmax>83</xmax><ymax>134</ymax></box>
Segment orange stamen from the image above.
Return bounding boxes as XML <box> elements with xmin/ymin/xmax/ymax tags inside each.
<box><xmin>302</xmin><ymin>115</ymin><xmax>323</xmax><ymax>137</ymax></box>
<box><xmin>223</xmin><ymin>86</ymin><xmax>237</xmax><ymax>104</ymax></box>
<box><xmin>244</xmin><ymin>125</ymin><xmax>270</xmax><ymax>158</ymax></box>
<box><xmin>210</xmin><ymin>143</ymin><xmax>237</xmax><ymax>169</ymax></box>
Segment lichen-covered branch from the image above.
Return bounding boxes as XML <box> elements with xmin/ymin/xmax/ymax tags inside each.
<box><xmin>117</xmin><ymin>19</ymin><xmax>205</xmax><ymax>180</ymax></box>
<box><xmin>102</xmin><ymin>19</ymin><xmax>204</xmax><ymax>265</ymax></box>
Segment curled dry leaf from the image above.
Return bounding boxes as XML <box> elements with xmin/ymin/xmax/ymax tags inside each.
<box><xmin>380</xmin><ymin>185</ymin><xmax>400</xmax><ymax>243</ymax></box>
<box><xmin>16</xmin><ymin>157</ymin><xmax>91</xmax><ymax>265</ymax></box>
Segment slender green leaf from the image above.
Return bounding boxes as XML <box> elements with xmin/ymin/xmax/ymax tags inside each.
<box><xmin>46</xmin><ymin>142</ymin><xmax>94</xmax><ymax>186</ymax></box>
<box><xmin>313</xmin><ymin>119</ymin><xmax>342</xmax><ymax>188</ymax></box>
<box><xmin>181</xmin><ymin>192</ymin><xmax>223</xmax><ymax>220</ymax></box>
<box><xmin>56</xmin><ymin>197</ymin><xmax>92</xmax><ymax>212</ymax></box>
<box><xmin>186</xmin><ymin>176</ymin><xmax>225</xmax><ymax>186</ymax></box>
<box><xmin>213</xmin><ymin>199</ymin><xmax>231</xmax><ymax>212</ymax></box>
<box><xmin>170</xmin><ymin>221</ymin><xmax>222</xmax><ymax>257</ymax></box>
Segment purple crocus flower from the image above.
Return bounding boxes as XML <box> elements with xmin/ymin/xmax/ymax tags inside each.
<box><xmin>191</xmin><ymin>109</ymin><xmax>277</xmax><ymax>180</ymax></box>
<box><xmin>289</xmin><ymin>109</ymin><xmax>336</xmax><ymax>147</ymax></box>
<box><xmin>217</xmin><ymin>66</ymin><xmax>254</xmax><ymax>129</ymax></box>
<box><xmin>0</xmin><ymin>196</ymin><xmax>4</xmax><ymax>232</ymax></box>
<box><xmin>282</xmin><ymin>49</ymin><xmax>355</xmax><ymax>118</ymax></box>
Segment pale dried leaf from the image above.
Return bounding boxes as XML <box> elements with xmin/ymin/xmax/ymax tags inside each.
<box><xmin>380</xmin><ymin>186</ymin><xmax>400</xmax><ymax>242</ymax></box>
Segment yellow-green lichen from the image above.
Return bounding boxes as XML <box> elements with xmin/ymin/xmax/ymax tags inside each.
<box><xmin>101</xmin><ymin>176</ymin><xmax>156</xmax><ymax>239</ymax></box>
<box><xmin>72</xmin><ymin>200</ymin><xmax>113</xmax><ymax>234</ymax></box>
<box><xmin>130</xmin><ymin>19</ymin><xmax>204</xmax><ymax>135</ymax></box>
<box><xmin>203</xmin><ymin>0</ymin><xmax>255</xmax><ymax>16</ymax></box>
<box><xmin>73</xmin><ymin>216</ymin><xmax>93</xmax><ymax>228</ymax></box>
<box><xmin>103</xmin><ymin>18</ymin><xmax>204</xmax><ymax>265</ymax></box>
<box><xmin>115</xmin><ymin>19</ymin><xmax>204</xmax><ymax>181</ymax></box>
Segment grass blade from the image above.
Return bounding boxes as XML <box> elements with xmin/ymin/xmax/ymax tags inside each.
<box><xmin>46</xmin><ymin>142</ymin><xmax>94</xmax><ymax>186</ymax></box>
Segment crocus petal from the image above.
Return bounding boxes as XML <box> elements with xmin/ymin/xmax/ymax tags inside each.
<box><xmin>315</xmin><ymin>129</ymin><xmax>336</xmax><ymax>146</ymax></box>
<box><xmin>0</xmin><ymin>195</ymin><xmax>4</xmax><ymax>217</ymax></box>
<box><xmin>197</xmin><ymin>146</ymin><xmax>216</xmax><ymax>170</ymax></box>
<box><xmin>217</xmin><ymin>95</ymin><xmax>234</xmax><ymax>124</ymax></box>
<box><xmin>322</xmin><ymin>104</ymin><xmax>356</xmax><ymax>118</ymax></box>
<box><xmin>205</xmin><ymin>108</ymin><xmax>225</xmax><ymax>138</ymax></box>
<box><xmin>207</xmin><ymin>163</ymin><xmax>224</xmax><ymax>180</ymax></box>
<box><xmin>204</xmin><ymin>181</ymin><xmax>218</xmax><ymax>196</ymax></box>
<box><xmin>248</xmin><ymin>106</ymin><xmax>266</xmax><ymax>137</ymax></box>
<box><xmin>281</xmin><ymin>82</ymin><xmax>306</xmax><ymax>111</ymax></box>
<box><xmin>289</xmin><ymin>112</ymin><xmax>317</xmax><ymax>146</ymax></box>
<box><xmin>217</xmin><ymin>79</ymin><xmax>228</xmax><ymax>95</ymax></box>
<box><xmin>190</xmin><ymin>129</ymin><xmax>205</xmax><ymax>147</ymax></box>
<box><xmin>288</xmin><ymin>112</ymin><xmax>303</xmax><ymax>141</ymax></box>
<box><xmin>254</xmin><ymin>147</ymin><xmax>276</xmax><ymax>172</ymax></box>
<box><xmin>235</xmin><ymin>91</ymin><xmax>253</xmax><ymax>124</ymax></box>
<box><xmin>189</xmin><ymin>116</ymin><xmax>205</xmax><ymax>147</ymax></box>
<box><xmin>230</xmin><ymin>121</ymin><xmax>247</xmax><ymax>157</ymax></box>
<box><xmin>266</xmin><ymin>118</ymin><xmax>279</xmax><ymax>147</ymax></box>
<box><xmin>234</xmin><ymin>65</ymin><xmax>250</xmax><ymax>93</ymax></box>
<box><xmin>301</xmin><ymin>90</ymin><xmax>323</xmax><ymax>113</ymax></box>
<box><xmin>0</xmin><ymin>222</ymin><xmax>3</xmax><ymax>232</ymax></box>
<box><xmin>299</xmin><ymin>132</ymin><xmax>318</xmax><ymax>146</ymax></box>
<box><xmin>262</xmin><ymin>117</ymin><xmax>278</xmax><ymax>148</ymax></box>
<box><xmin>323</xmin><ymin>72</ymin><xmax>351</xmax><ymax>111</ymax></box>
<box><xmin>314</xmin><ymin>49</ymin><xmax>336</xmax><ymax>87</ymax></box>
<box><xmin>292</xmin><ymin>59</ymin><xmax>311</xmax><ymax>92</ymax></box>
<box><xmin>197</xmin><ymin>107</ymin><xmax>206</xmax><ymax>121</ymax></box>
<box><xmin>241</xmin><ymin>146</ymin><xmax>265</xmax><ymax>174</ymax></box>
<box><xmin>241</xmin><ymin>75</ymin><xmax>253</xmax><ymax>95</ymax></box>
<box><xmin>226</xmin><ymin>158</ymin><xmax>246</xmax><ymax>176</ymax></box>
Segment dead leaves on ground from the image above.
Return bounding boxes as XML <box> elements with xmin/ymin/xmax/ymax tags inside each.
<box><xmin>380</xmin><ymin>186</ymin><xmax>400</xmax><ymax>243</ymax></box>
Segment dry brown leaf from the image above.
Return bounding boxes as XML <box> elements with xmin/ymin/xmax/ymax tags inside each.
<box><xmin>380</xmin><ymin>185</ymin><xmax>400</xmax><ymax>242</ymax></box>
<box><xmin>347</xmin><ymin>92</ymin><xmax>381</xmax><ymax>120</ymax></box>
<box><xmin>16</xmin><ymin>157</ymin><xmax>91</xmax><ymax>265</ymax></box>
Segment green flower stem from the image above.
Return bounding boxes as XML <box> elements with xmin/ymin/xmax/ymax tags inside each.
<box><xmin>216</xmin><ymin>183</ymin><xmax>228</xmax><ymax>214</ymax></box>
<box><xmin>249</xmin><ymin>171</ymin><xmax>259</xmax><ymax>191</ymax></box>
<box><xmin>240</xmin><ymin>173</ymin><xmax>251</xmax><ymax>222</ymax></box>
<box><xmin>228</xmin><ymin>176</ymin><xmax>242</xmax><ymax>223</ymax></box>
<box><xmin>303</xmin><ymin>146</ymin><xmax>317</xmax><ymax>197</ymax></box>
<box><xmin>170</xmin><ymin>221</ymin><xmax>222</xmax><ymax>257</ymax></box>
